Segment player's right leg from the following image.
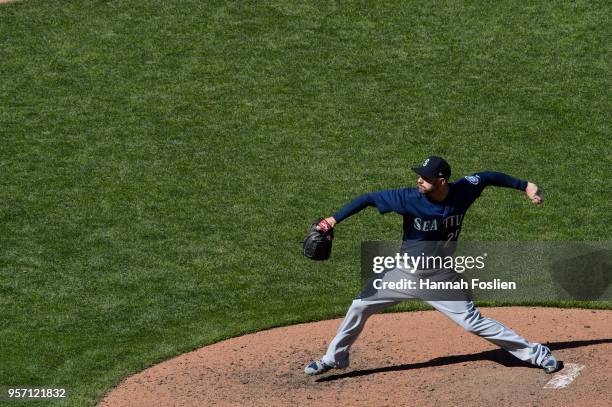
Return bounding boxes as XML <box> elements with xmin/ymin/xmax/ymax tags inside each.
<box><xmin>427</xmin><ymin>299</ymin><xmax>561</xmax><ymax>373</ymax></box>
<box><xmin>304</xmin><ymin>297</ymin><xmax>400</xmax><ymax>375</ymax></box>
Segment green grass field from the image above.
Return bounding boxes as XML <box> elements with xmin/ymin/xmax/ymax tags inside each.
<box><xmin>1</xmin><ymin>1</ymin><xmax>610</xmax><ymax>405</ymax></box>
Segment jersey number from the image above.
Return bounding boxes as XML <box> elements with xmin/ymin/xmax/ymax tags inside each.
<box><xmin>444</xmin><ymin>230</ymin><xmax>461</xmax><ymax>247</ymax></box>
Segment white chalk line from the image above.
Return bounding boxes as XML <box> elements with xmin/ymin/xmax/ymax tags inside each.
<box><xmin>543</xmin><ymin>363</ymin><xmax>585</xmax><ymax>389</ymax></box>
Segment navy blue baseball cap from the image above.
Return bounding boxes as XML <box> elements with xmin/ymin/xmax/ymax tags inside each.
<box><xmin>412</xmin><ymin>156</ymin><xmax>451</xmax><ymax>179</ymax></box>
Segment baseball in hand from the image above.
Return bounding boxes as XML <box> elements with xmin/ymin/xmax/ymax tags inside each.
<box><xmin>525</xmin><ymin>182</ymin><xmax>543</xmax><ymax>204</ymax></box>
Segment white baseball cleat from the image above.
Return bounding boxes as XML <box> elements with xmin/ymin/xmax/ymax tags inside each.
<box><xmin>304</xmin><ymin>356</ymin><xmax>349</xmax><ymax>376</ymax></box>
<box><xmin>540</xmin><ymin>352</ymin><xmax>562</xmax><ymax>374</ymax></box>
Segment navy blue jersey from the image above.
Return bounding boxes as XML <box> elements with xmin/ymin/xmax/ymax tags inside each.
<box><xmin>333</xmin><ymin>172</ymin><xmax>527</xmax><ymax>244</ymax></box>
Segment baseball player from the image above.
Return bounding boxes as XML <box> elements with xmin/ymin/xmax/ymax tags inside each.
<box><xmin>305</xmin><ymin>156</ymin><xmax>560</xmax><ymax>375</ymax></box>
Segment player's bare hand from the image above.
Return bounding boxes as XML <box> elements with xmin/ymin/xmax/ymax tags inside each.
<box><xmin>316</xmin><ymin>217</ymin><xmax>336</xmax><ymax>233</ymax></box>
<box><xmin>525</xmin><ymin>182</ymin><xmax>543</xmax><ymax>204</ymax></box>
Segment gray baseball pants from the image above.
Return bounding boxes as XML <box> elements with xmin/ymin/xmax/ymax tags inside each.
<box><xmin>321</xmin><ymin>269</ymin><xmax>551</xmax><ymax>367</ymax></box>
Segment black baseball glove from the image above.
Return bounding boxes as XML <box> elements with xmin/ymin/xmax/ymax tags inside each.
<box><xmin>303</xmin><ymin>218</ymin><xmax>334</xmax><ymax>261</ymax></box>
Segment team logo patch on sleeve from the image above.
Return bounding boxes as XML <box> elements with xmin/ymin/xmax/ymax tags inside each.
<box><xmin>465</xmin><ymin>175</ymin><xmax>480</xmax><ymax>185</ymax></box>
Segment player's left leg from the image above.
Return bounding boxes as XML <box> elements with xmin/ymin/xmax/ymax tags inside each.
<box><xmin>322</xmin><ymin>297</ymin><xmax>400</xmax><ymax>366</ymax></box>
<box><xmin>305</xmin><ymin>265</ymin><xmax>417</xmax><ymax>375</ymax></box>
<box><xmin>304</xmin><ymin>297</ymin><xmax>400</xmax><ymax>375</ymax></box>
<box><xmin>427</xmin><ymin>299</ymin><xmax>559</xmax><ymax>371</ymax></box>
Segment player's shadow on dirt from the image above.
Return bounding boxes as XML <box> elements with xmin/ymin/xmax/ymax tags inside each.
<box><xmin>315</xmin><ymin>338</ymin><xmax>612</xmax><ymax>382</ymax></box>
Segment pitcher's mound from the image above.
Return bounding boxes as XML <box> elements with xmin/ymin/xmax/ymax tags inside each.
<box><xmin>99</xmin><ymin>307</ymin><xmax>611</xmax><ymax>406</ymax></box>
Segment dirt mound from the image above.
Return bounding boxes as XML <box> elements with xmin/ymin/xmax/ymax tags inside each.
<box><xmin>99</xmin><ymin>307</ymin><xmax>611</xmax><ymax>406</ymax></box>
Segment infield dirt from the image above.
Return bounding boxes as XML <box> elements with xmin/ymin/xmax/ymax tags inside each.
<box><xmin>100</xmin><ymin>307</ymin><xmax>610</xmax><ymax>406</ymax></box>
